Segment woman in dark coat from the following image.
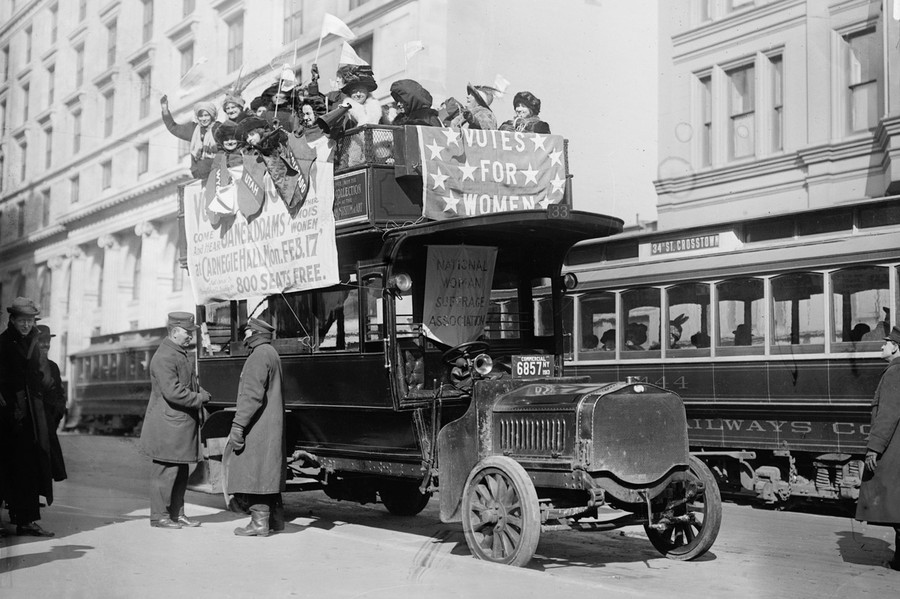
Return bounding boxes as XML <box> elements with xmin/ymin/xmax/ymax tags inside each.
<box><xmin>0</xmin><ymin>297</ymin><xmax>54</xmax><ymax>536</ymax></box>
<box><xmin>498</xmin><ymin>91</ymin><xmax>551</xmax><ymax>134</ymax></box>
<box><xmin>160</xmin><ymin>95</ymin><xmax>221</xmax><ymax>181</ymax></box>
<box><xmin>856</xmin><ymin>325</ymin><xmax>900</xmax><ymax>570</ymax></box>
<box><xmin>390</xmin><ymin>79</ymin><xmax>441</xmax><ymax>127</ymax></box>
<box><xmin>227</xmin><ymin>317</ymin><xmax>285</xmax><ymax>536</ymax></box>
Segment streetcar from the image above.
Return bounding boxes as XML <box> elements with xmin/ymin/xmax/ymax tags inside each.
<box><xmin>182</xmin><ymin>124</ymin><xmax>722</xmax><ymax>566</ymax></box>
<box><xmin>560</xmin><ymin>198</ymin><xmax>900</xmax><ymax>507</ymax></box>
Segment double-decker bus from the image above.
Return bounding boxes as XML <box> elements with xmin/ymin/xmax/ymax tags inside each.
<box><xmin>559</xmin><ymin>197</ymin><xmax>900</xmax><ymax>506</ymax></box>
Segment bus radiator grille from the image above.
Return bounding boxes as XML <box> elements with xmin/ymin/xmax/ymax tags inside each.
<box><xmin>497</xmin><ymin>416</ymin><xmax>567</xmax><ymax>456</ymax></box>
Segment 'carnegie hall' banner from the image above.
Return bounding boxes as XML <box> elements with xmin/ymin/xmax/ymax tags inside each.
<box><xmin>416</xmin><ymin>126</ymin><xmax>568</xmax><ymax>220</ymax></box>
<box><xmin>182</xmin><ymin>149</ymin><xmax>339</xmax><ymax>305</ymax></box>
<box><xmin>422</xmin><ymin>245</ymin><xmax>497</xmax><ymax>347</ymax></box>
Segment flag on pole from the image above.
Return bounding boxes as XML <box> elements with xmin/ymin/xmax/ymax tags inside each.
<box><xmin>404</xmin><ymin>41</ymin><xmax>425</xmax><ymax>62</ymax></box>
<box><xmin>278</xmin><ymin>64</ymin><xmax>298</xmax><ymax>92</ymax></box>
<box><xmin>338</xmin><ymin>42</ymin><xmax>368</xmax><ymax>66</ymax></box>
<box><xmin>321</xmin><ymin>13</ymin><xmax>356</xmax><ymax>40</ymax></box>
<box><xmin>493</xmin><ymin>74</ymin><xmax>510</xmax><ymax>98</ymax></box>
<box><xmin>178</xmin><ymin>57</ymin><xmax>209</xmax><ymax>97</ymax></box>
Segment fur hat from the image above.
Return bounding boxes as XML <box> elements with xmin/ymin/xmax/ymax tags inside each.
<box><xmin>467</xmin><ymin>84</ymin><xmax>499</xmax><ymax>109</ymax></box>
<box><xmin>249</xmin><ymin>97</ymin><xmax>267</xmax><ymax>112</ymax></box>
<box><xmin>7</xmin><ymin>296</ymin><xmax>40</xmax><ymax>316</ymax></box>
<box><xmin>194</xmin><ymin>102</ymin><xmax>218</xmax><ymax>120</ymax></box>
<box><xmin>215</xmin><ymin>120</ymin><xmax>241</xmax><ymax>145</ymax></box>
<box><xmin>513</xmin><ymin>91</ymin><xmax>541</xmax><ymax>116</ymax></box>
<box><xmin>237</xmin><ymin>116</ymin><xmax>269</xmax><ymax>141</ymax></box>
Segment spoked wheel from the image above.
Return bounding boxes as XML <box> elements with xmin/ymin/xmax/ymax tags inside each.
<box><xmin>461</xmin><ymin>456</ymin><xmax>541</xmax><ymax>567</ymax></box>
<box><xmin>379</xmin><ymin>479</ymin><xmax>432</xmax><ymax>516</ymax></box>
<box><xmin>645</xmin><ymin>454</ymin><xmax>722</xmax><ymax>560</ymax></box>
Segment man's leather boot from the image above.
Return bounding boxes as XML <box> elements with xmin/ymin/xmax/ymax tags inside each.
<box><xmin>234</xmin><ymin>505</ymin><xmax>270</xmax><ymax>537</ymax></box>
<box><xmin>270</xmin><ymin>498</ymin><xmax>285</xmax><ymax>533</ymax></box>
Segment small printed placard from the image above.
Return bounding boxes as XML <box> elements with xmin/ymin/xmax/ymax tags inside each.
<box><xmin>512</xmin><ymin>355</ymin><xmax>552</xmax><ymax>378</ymax></box>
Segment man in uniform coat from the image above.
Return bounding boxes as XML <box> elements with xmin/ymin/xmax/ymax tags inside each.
<box><xmin>0</xmin><ymin>297</ymin><xmax>55</xmax><ymax>536</ymax></box>
<box><xmin>139</xmin><ymin>312</ymin><xmax>210</xmax><ymax>529</ymax></box>
<box><xmin>227</xmin><ymin>317</ymin><xmax>285</xmax><ymax>537</ymax></box>
<box><xmin>856</xmin><ymin>325</ymin><xmax>900</xmax><ymax>570</ymax></box>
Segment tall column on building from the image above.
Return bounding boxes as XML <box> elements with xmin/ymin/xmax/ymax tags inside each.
<box><xmin>97</xmin><ymin>234</ymin><xmax>126</xmax><ymax>334</ymax></box>
<box><xmin>65</xmin><ymin>245</ymin><xmax>90</xmax><ymax>353</ymax></box>
<box><xmin>47</xmin><ymin>254</ymin><xmax>69</xmax><ymax>364</ymax></box>
<box><xmin>134</xmin><ymin>221</ymin><xmax>165</xmax><ymax>329</ymax></box>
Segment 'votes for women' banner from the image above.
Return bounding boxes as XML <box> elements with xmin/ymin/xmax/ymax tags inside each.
<box><xmin>416</xmin><ymin>126</ymin><xmax>568</xmax><ymax>220</ymax></box>
<box><xmin>422</xmin><ymin>245</ymin><xmax>497</xmax><ymax>347</ymax></box>
<box><xmin>182</xmin><ymin>140</ymin><xmax>339</xmax><ymax>305</ymax></box>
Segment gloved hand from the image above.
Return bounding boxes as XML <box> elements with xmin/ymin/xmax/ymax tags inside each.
<box><xmin>159</xmin><ymin>94</ymin><xmax>169</xmax><ymax>111</ymax></box>
<box><xmin>229</xmin><ymin>423</ymin><xmax>245</xmax><ymax>452</ymax></box>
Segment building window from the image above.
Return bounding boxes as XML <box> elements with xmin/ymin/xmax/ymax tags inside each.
<box><xmin>227</xmin><ymin>15</ymin><xmax>244</xmax><ymax>73</ymax></box>
<box><xmin>183</xmin><ymin>0</ymin><xmax>195</xmax><ymax>16</ymax></box>
<box><xmin>142</xmin><ymin>0</ymin><xmax>154</xmax><ymax>44</ymax></box>
<box><xmin>72</xmin><ymin>108</ymin><xmax>82</xmax><ymax>153</ymax></box>
<box><xmin>50</xmin><ymin>4</ymin><xmax>58</xmax><ymax>44</ymax></box>
<box><xmin>139</xmin><ymin>69</ymin><xmax>151</xmax><ymax>119</ymax></box>
<box><xmin>70</xmin><ymin>174</ymin><xmax>80</xmax><ymax>203</ymax></box>
<box><xmin>727</xmin><ymin>0</ymin><xmax>754</xmax><ymax>11</ymax></box>
<box><xmin>770</xmin><ymin>55</ymin><xmax>783</xmax><ymax>152</ymax></box>
<box><xmin>1</xmin><ymin>45</ymin><xmax>9</xmax><ymax>82</ymax></box>
<box><xmin>349</xmin><ymin>0</ymin><xmax>371</xmax><ymax>8</ymax></box>
<box><xmin>44</xmin><ymin>127</ymin><xmax>52</xmax><ymax>168</ymax></box>
<box><xmin>352</xmin><ymin>36</ymin><xmax>373</xmax><ymax>67</ymax></box>
<box><xmin>104</xmin><ymin>91</ymin><xmax>114</xmax><ymax>137</ymax></box>
<box><xmin>16</xmin><ymin>200</ymin><xmax>25</xmax><ymax>238</ymax></box>
<box><xmin>137</xmin><ymin>143</ymin><xmax>149</xmax><ymax>174</ymax></box>
<box><xmin>79</xmin><ymin>0</ymin><xmax>87</xmax><ymax>21</ymax></box>
<box><xmin>699</xmin><ymin>74</ymin><xmax>712</xmax><ymax>168</ymax></box>
<box><xmin>0</xmin><ymin>211</ymin><xmax>3</xmax><ymax>242</ymax></box>
<box><xmin>47</xmin><ymin>64</ymin><xmax>55</xmax><ymax>105</ymax></box>
<box><xmin>24</xmin><ymin>27</ymin><xmax>32</xmax><ymax>63</ymax></box>
<box><xmin>39</xmin><ymin>268</ymin><xmax>52</xmax><ymax>317</ymax></box>
<box><xmin>75</xmin><ymin>45</ymin><xmax>84</xmax><ymax>87</ymax></box>
<box><xmin>0</xmin><ymin>99</ymin><xmax>6</xmax><ymax>136</ymax></box>
<box><xmin>107</xmin><ymin>19</ymin><xmax>117</xmax><ymax>68</ymax></box>
<box><xmin>21</xmin><ymin>82</ymin><xmax>29</xmax><ymax>122</ymax></box>
<box><xmin>846</xmin><ymin>28</ymin><xmax>881</xmax><ymax>133</ymax></box>
<box><xmin>41</xmin><ymin>188</ymin><xmax>51</xmax><ymax>227</ymax></box>
<box><xmin>18</xmin><ymin>139</ymin><xmax>27</xmax><ymax>181</ymax></box>
<box><xmin>101</xmin><ymin>159</ymin><xmax>112</xmax><ymax>189</ymax></box>
<box><xmin>180</xmin><ymin>43</ymin><xmax>194</xmax><ymax>78</ymax></box>
<box><xmin>0</xmin><ymin>155</ymin><xmax>4</xmax><ymax>192</ymax></box>
<box><xmin>727</xmin><ymin>63</ymin><xmax>755</xmax><ymax>160</ymax></box>
<box><xmin>284</xmin><ymin>0</ymin><xmax>304</xmax><ymax>43</ymax></box>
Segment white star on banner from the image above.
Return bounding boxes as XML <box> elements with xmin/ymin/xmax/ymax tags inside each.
<box><xmin>539</xmin><ymin>197</ymin><xmax>552</xmax><ymax>209</ymax></box>
<box><xmin>458</xmin><ymin>160</ymin><xmax>477</xmax><ymax>181</ymax></box>
<box><xmin>530</xmin><ymin>133</ymin><xmax>547</xmax><ymax>151</ymax></box>
<box><xmin>426</xmin><ymin>140</ymin><xmax>445</xmax><ymax>160</ymax></box>
<box><xmin>443</xmin><ymin>190</ymin><xmax>460</xmax><ymax>213</ymax></box>
<box><xmin>548</xmin><ymin>149</ymin><xmax>563</xmax><ymax>166</ymax></box>
<box><xmin>430</xmin><ymin>168</ymin><xmax>449</xmax><ymax>190</ymax></box>
<box><xmin>442</xmin><ymin>128</ymin><xmax>461</xmax><ymax>146</ymax></box>
<box><xmin>550</xmin><ymin>173</ymin><xmax>566</xmax><ymax>194</ymax></box>
<box><xmin>521</xmin><ymin>163</ymin><xmax>539</xmax><ymax>185</ymax></box>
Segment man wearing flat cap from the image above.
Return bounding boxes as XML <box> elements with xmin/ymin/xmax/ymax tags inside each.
<box><xmin>139</xmin><ymin>311</ymin><xmax>211</xmax><ymax>529</ymax></box>
<box><xmin>856</xmin><ymin>325</ymin><xmax>900</xmax><ymax>570</ymax></box>
<box><xmin>227</xmin><ymin>317</ymin><xmax>286</xmax><ymax>536</ymax></box>
<box><xmin>0</xmin><ymin>297</ymin><xmax>55</xmax><ymax>536</ymax></box>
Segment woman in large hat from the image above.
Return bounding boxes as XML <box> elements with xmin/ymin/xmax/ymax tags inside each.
<box><xmin>499</xmin><ymin>91</ymin><xmax>551</xmax><ymax>134</ymax></box>
<box><xmin>450</xmin><ymin>84</ymin><xmax>499</xmax><ymax>130</ymax></box>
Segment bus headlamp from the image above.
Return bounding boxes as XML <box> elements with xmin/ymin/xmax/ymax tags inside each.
<box><xmin>563</xmin><ymin>273</ymin><xmax>578</xmax><ymax>291</ymax></box>
<box><xmin>387</xmin><ymin>273</ymin><xmax>412</xmax><ymax>293</ymax></box>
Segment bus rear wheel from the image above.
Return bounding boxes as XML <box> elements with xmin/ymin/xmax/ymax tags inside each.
<box><xmin>379</xmin><ymin>479</ymin><xmax>431</xmax><ymax>516</ymax></box>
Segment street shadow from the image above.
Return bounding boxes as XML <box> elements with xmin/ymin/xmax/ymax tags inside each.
<box><xmin>836</xmin><ymin>529</ymin><xmax>893</xmax><ymax>567</ymax></box>
<box><xmin>0</xmin><ymin>544</ymin><xmax>93</xmax><ymax>575</ymax></box>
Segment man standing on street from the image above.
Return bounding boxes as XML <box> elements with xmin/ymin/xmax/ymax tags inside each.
<box><xmin>227</xmin><ymin>317</ymin><xmax>286</xmax><ymax>537</ymax></box>
<box><xmin>856</xmin><ymin>325</ymin><xmax>900</xmax><ymax>570</ymax></box>
<box><xmin>139</xmin><ymin>312</ymin><xmax>210</xmax><ymax>529</ymax></box>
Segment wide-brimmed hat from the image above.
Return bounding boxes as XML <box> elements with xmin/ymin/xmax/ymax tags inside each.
<box><xmin>340</xmin><ymin>65</ymin><xmax>377</xmax><ymax>95</ymax></box>
<box><xmin>7</xmin><ymin>296</ymin><xmax>40</xmax><ymax>316</ymax></box>
<box><xmin>513</xmin><ymin>91</ymin><xmax>541</xmax><ymax>116</ymax></box>
<box><xmin>36</xmin><ymin>324</ymin><xmax>56</xmax><ymax>338</ymax></box>
<box><xmin>885</xmin><ymin>325</ymin><xmax>900</xmax><ymax>345</ymax></box>
<box><xmin>466</xmin><ymin>84</ymin><xmax>498</xmax><ymax>109</ymax></box>
<box><xmin>167</xmin><ymin>311</ymin><xmax>197</xmax><ymax>331</ymax></box>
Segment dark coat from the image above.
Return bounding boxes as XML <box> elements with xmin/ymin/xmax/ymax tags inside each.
<box><xmin>498</xmin><ymin>116</ymin><xmax>551</xmax><ymax>134</ymax></box>
<box><xmin>225</xmin><ymin>335</ymin><xmax>285</xmax><ymax>495</ymax></box>
<box><xmin>0</xmin><ymin>324</ymin><xmax>55</xmax><ymax>505</ymax></box>
<box><xmin>41</xmin><ymin>358</ymin><xmax>68</xmax><ymax>482</ymax></box>
<box><xmin>161</xmin><ymin>109</ymin><xmax>220</xmax><ymax>181</ymax></box>
<box><xmin>856</xmin><ymin>360</ymin><xmax>900</xmax><ymax>524</ymax></box>
<box><xmin>139</xmin><ymin>338</ymin><xmax>206</xmax><ymax>464</ymax></box>
<box><xmin>390</xmin><ymin>80</ymin><xmax>442</xmax><ymax>127</ymax></box>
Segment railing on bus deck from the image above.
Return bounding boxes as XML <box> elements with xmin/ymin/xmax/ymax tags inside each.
<box><xmin>334</xmin><ymin>125</ymin><xmax>401</xmax><ymax>174</ymax></box>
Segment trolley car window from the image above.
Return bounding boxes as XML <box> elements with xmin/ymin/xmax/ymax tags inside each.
<box><xmin>771</xmin><ymin>272</ymin><xmax>824</xmax><ymax>353</ymax></box>
<box><xmin>831</xmin><ymin>266</ymin><xmax>889</xmax><ymax>351</ymax></box>
<box><xmin>579</xmin><ymin>291</ymin><xmax>616</xmax><ymax>359</ymax></box>
<box><xmin>622</xmin><ymin>287</ymin><xmax>660</xmax><ymax>358</ymax></box>
<box><xmin>667</xmin><ymin>283</ymin><xmax>711</xmax><ymax>355</ymax></box>
<box><xmin>716</xmin><ymin>277</ymin><xmax>765</xmax><ymax>355</ymax></box>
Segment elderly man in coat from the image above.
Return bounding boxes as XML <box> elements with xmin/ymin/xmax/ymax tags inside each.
<box><xmin>139</xmin><ymin>312</ymin><xmax>210</xmax><ymax>529</ymax></box>
<box><xmin>856</xmin><ymin>325</ymin><xmax>900</xmax><ymax>570</ymax></box>
<box><xmin>226</xmin><ymin>317</ymin><xmax>285</xmax><ymax>537</ymax></box>
<box><xmin>0</xmin><ymin>297</ymin><xmax>55</xmax><ymax>537</ymax></box>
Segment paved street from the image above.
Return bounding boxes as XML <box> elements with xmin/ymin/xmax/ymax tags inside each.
<box><xmin>1</xmin><ymin>435</ymin><xmax>898</xmax><ymax>598</ymax></box>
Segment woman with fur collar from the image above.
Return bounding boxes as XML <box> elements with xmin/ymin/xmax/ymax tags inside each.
<box><xmin>499</xmin><ymin>91</ymin><xmax>551</xmax><ymax>134</ymax></box>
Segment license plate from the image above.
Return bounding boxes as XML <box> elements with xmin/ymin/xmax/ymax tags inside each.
<box><xmin>512</xmin><ymin>355</ymin><xmax>552</xmax><ymax>378</ymax></box>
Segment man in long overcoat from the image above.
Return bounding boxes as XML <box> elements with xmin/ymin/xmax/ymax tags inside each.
<box><xmin>36</xmin><ymin>325</ymin><xmax>67</xmax><ymax>483</ymax></box>
<box><xmin>139</xmin><ymin>312</ymin><xmax>210</xmax><ymax>529</ymax></box>
<box><xmin>227</xmin><ymin>317</ymin><xmax>285</xmax><ymax>537</ymax></box>
<box><xmin>0</xmin><ymin>297</ymin><xmax>55</xmax><ymax>536</ymax></box>
<box><xmin>856</xmin><ymin>325</ymin><xmax>900</xmax><ymax>570</ymax></box>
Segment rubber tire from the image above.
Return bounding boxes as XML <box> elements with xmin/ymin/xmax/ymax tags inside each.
<box><xmin>379</xmin><ymin>480</ymin><xmax>432</xmax><ymax>516</ymax></box>
<box><xmin>645</xmin><ymin>454</ymin><xmax>722</xmax><ymax>560</ymax></box>
<box><xmin>461</xmin><ymin>456</ymin><xmax>541</xmax><ymax>567</ymax></box>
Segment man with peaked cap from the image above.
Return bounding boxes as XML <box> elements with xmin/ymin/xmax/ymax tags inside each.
<box><xmin>36</xmin><ymin>325</ymin><xmax>67</xmax><ymax>484</ymax></box>
<box><xmin>139</xmin><ymin>311</ymin><xmax>211</xmax><ymax>529</ymax></box>
<box><xmin>856</xmin><ymin>325</ymin><xmax>900</xmax><ymax>570</ymax></box>
<box><xmin>227</xmin><ymin>317</ymin><xmax>286</xmax><ymax>536</ymax></box>
<box><xmin>0</xmin><ymin>297</ymin><xmax>55</xmax><ymax>536</ymax></box>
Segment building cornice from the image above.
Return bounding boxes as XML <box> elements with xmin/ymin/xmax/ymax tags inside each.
<box><xmin>0</xmin><ymin>1</ymin><xmax>41</xmax><ymax>40</ymax></box>
<box><xmin>672</xmin><ymin>0</ymin><xmax>805</xmax><ymax>48</ymax></box>
<box><xmin>655</xmin><ymin>150</ymin><xmax>804</xmax><ymax>194</ymax></box>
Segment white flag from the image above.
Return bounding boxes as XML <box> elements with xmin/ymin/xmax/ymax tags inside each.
<box><xmin>338</xmin><ymin>42</ymin><xmax>368</xmax><ymax>66</ymax></box>
<box><xmin>321</xmin><ymin>13</ymin><xmax>356</xmax><ymax>40</ymax></box>
<box><xmin>404</xmin><ymin>41</ymin><xmax>425</xmax><ymax>62</ymax></box>
<box><xmin>493</xmin><ymin>74</ymin><xmax>510</xmax><ymax>98</ymax></box>
<box><xmin>178</xmin><ymin>57</ymin><xmax>209</xmax><ymax>97</ymax></box>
